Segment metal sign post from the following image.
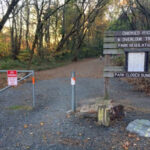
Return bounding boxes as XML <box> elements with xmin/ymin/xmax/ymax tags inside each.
<box><xmin>71</xmin><ymin>72</ymin><xmax>76</xmax><ymax>112</ymax></box>
<box><xmin>0</xmin><ymin>70</ymin><xmax>36</xmax><ymax>107</ymax></box>
<box><xmin>32</xmin><ymin>71</ymin><xmax>35</xmax><ymax>107</ymax></box>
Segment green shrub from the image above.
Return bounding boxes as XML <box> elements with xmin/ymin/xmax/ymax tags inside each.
<box><xmin>0</xmin><ymin>58</ymin><xmax>26</xmax><ymax>69</ymax></box>
<box><xmin>78</xmin><ymin>46</ymin><xmax>101</xmax><ymax>59</ymax></box>
<box><xmin>112</xmin><ymin>55</ymin><xmax>125</xmax><ymax>66</ymax></box>
<box><xmin>17</xmin><ymin>49</ymin><xmax>30</xmax><ymax>62</ymax></box>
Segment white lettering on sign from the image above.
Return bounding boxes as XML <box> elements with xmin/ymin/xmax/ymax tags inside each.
<box><xmin>116</xmin><ymin>37</ymin><xmax>150</xmax><ymax>42</ymax></box>
<box><xmin>114</xmin><ymin>73</ymin><xmax>150</xmax><ymax>78</ymax></box>
<box><xmin>141</xmin><ymin>73</ymin><xmax>150</xmax><ymax>78</ymax></box>
<box><xmin>117</xmin><ymin>43</ymin><xmax>150</xmax><ymax>48</ymax></box>
<box><xmin>7</xmin><ymin>70</ymin><xmax>18</xmax><ymax>86</ymax></box>
<box><xmin>142</xmin><ymin>31</ymin><xmax>150</xmax><ymax>35</ymax></box>
<box><xmin>122</xmin><ymin>31</ymin><xmax>140</xmax><ymax>36</ymax></box>
<box><xmin>122</xmin><ymin>37</ymin><xmax>142</xmax><ymax>42</ymax></box>
<box><xmin>115</xmin><ymin>31</ymin><xmax>150</xmax><ymax>36</ymax></box>
<box><xmin>71</xmin><ymin>77</ymin><xmax>76</xmax><ymax>85</ymax></box>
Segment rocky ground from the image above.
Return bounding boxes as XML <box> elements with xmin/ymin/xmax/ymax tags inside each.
<box><xmin>0</xmin><ymin>58</ymin><xmax>150</xmax><ymax>150</ymax></box>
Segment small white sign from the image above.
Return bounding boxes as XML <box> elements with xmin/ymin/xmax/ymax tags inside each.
<box><xmin>71</xmin><ymin>77</ymin><xmax>76</xmax><ymax>85</ymax></box>
<box><xmin>128</xmin><ymin>52</ymin><xmax>145</xmax><ymax>72</ymax></box>
<box><xmin>7</xmin><ymin>70</ymin><xmax>18</xmax><ymax>86</ymax></box>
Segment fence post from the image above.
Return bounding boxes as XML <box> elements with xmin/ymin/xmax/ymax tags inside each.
<box><xmin>104</xmin><ymin>55</ymin><xmax>110</xmax><ymax>100</ymax></box>
<box><xmin>32</xmin><ymin>71</ymin><xmax>35</xmax><ymax>107</ymax></box>
<box><xmin>71</xmin><ymin>72</ymin><xmax>76</xmax><ymax>112</ymax></box>
<box><xmin>104</xmin><ymin>77</ymin><xmax>109</xmax><ymax>99</ymax></box>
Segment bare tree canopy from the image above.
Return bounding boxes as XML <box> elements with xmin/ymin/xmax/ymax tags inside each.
<box><xmin>1</xmin><ymin>0</ymin><xmax>149</xmax><ymax>69</ymax></box>
<box><xmin>0</xmin><ymin>0</ymin><xmax>20</xmax><ymax>31</ymax></box>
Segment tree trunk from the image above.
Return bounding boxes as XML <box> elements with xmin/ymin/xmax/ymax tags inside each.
<box><xmin>0</xmin><ymin>0</ymin><xmax>20</xmax><ymax>31</ymax></box>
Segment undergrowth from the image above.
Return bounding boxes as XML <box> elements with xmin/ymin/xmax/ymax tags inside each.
<box><xmin>0</xmin><ymin>57</ymin><xmax>71</xmax><ymax>71</ymax></box>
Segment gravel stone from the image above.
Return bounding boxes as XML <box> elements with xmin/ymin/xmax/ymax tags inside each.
<box><xmin>0</xmin><ymin>76</ymin><xmax>150</xmax><ymax>149</ymax></box>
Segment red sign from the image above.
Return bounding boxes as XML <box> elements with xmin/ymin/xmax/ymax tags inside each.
<box><xmin>7</xmin><ymin>70</ymin><xmax>18</xmax><ymax>86</ymax></box>
<box><xmin>7</xmin><ymin>70</ymin><xmax>17</xmax><ymax>77</ymax></box>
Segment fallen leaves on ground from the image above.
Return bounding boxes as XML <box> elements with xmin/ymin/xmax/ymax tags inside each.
<box><xmin>66</xmin><ymin>114</ymin><xmax>71</xmax><ymax>118</ymax></box>
<box><xmin>18</xmin><ymin>131</ymin><xmax>22</xmax><ymax>134</ymax></box>
<box><xmin>42</xmin><ymin>135</ymin><xmax>47</xmax><ymax>141</ymax></box>
<box><xmin>136</xmin><ymin>137</ymin><xmax>140</xmax><ymax>141</ymax></box>
<box><xmin>24</xmin><ymin>124</ymin><xmax>28</xmax><ymax>128</ymax></box>
<box><xmin>128</xmin><ymin>133</ymin><xmax>140</xmax><ymax>141</ymax></box>
<box><xmin>122</xmin><ymin>141</ymin><xmax>130</xmax><ymax>150</ymax></box>
<box><xmin>40</xmin><ymin>122</ymin><xmax>44</xmax><ymax>126</ymax></box>
<box><xmin>59</xmin><ymin>138</ymin><xmax>82</xmax><ymax>146</ymax></box>
<box><xmin>57</xmin><ymin>131</ymin><xmax>61</xmax><ymax>135</ymax></box>
<box><xmin>128</xmin><ymin>133</ymin><xmax>136</xmax><ymax>138</ymax></box>
<box><xmin>78</xmin><ymin>133</ymin><xmax>82</xmax><ymax>136</ymax></box>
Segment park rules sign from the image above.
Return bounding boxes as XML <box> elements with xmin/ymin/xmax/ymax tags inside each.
<box><xmin>115</xmin><ymin>31</ymin><xmax>150</xmax><ymax>76</ymax></box>
<box><xmin>127</xmin><ymin>52</ymin><xmax>145</xmax><ymax>72</ymax></box>
<box><xmin>7</xmin><ymin>70</ymin><xmax>18</xmax><ymax>86</ymax></box>
<box><xmin>103</xmin><ymin>30</ymin><xmax>150</xmax><ymax>78</ymax></box>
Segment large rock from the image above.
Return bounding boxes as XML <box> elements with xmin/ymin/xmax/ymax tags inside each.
<box><xmin>126</xmin><ymin>119</ymin><xmax>150</xmax><ymax>137</ymax></box>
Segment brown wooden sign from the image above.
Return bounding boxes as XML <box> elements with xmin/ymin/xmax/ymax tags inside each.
<box><xmin>114</xmin><ymin>72</ymin><xmax>150</xmax><ymax>78</ymax></box>
<box><xmin>103</xmin><ymin>30</ymin><xmax>150</xmax><ymax>78</ymax></box>
<box><xmin>118</xmin><ymin>43</ymin><xmax>150</xmax><ymax>48</ymax></box>
<box><xmin>115</xmin><ymin>37</ymin><xmax>150</xmax><ymax>42</ymax></box>
<box><xmin>115</xmin><ymin>31</ymin><xmax>150</xmax><ymax>36</ymax></box>
<box><xmin>113</xmin><ymin>30</ymin><xmax>150</xmax><ymax>48</ymax></box>
<box><xmin>103</xmin><ymin>30</ymin><xmax>150</xmax><ymax>99</ymax></box>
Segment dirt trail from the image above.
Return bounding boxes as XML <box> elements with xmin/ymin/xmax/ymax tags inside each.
<box><xmin>36</xmin><ymin>58</ymin><xmax>104</xmax><ymax>80</ymax></box>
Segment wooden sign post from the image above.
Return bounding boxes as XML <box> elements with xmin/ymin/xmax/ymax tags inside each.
<box><xmin>103</xmin><ymin>30</ymin><xmax>150</xmax><ymax>99</ymax></box>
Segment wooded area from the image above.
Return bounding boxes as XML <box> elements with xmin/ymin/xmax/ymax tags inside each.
<box><xmin>0</xmin><ymin>0</ymin><xmax>150</xmax><ymax>69</ymax></box>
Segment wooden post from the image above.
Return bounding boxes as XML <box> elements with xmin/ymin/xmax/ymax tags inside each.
<box><xmin>104</xmin><ymin>77</ymin><xmax>109</xmax><ymax>99</ymax></box>
<box><xmin>98</xmin><ymin>105</ymin><xmax>110</xmax><ymax>126</ymax></box>
<box><xmin>104</xmin><ymin>55</ymin><xmax>110</xmax><ymax>99</ymax></box>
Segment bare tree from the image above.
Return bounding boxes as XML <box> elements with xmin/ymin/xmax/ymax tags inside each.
<box><xmin>27</xmin><ymin>0</ymin><xmax>71</xmax><ymax>68</ymax></box>
<box><xmin>44</xmin><ymin>0</ymin><xmax>52</xmax><ymax>49</ymax></box>
<box><xmin>0</xmin><ymin>0</ymin><xmax>20</xmax><ymax>31</ymax></box>
<box><xmin>24</xmin><ymin>0</ymin><xmax>30</xmax><ymax>50</ymax></box>
<box><xmin>56</xmin><ymin>0</ymin><xmax>109</xmax><ymax>59</ymax></box>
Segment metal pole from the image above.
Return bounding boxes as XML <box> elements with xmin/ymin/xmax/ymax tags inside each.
<box><xmin>71</xmin><ymin>72</ymin><xmax>76</xmax><ymax>112</ymax></box>
<box><xmin>32</xmin><ymin>71</ymin><xmax>35</xmax><ymax>107</ymax></box>
<box><xmin>0</xmin><ymin>70</ymin><xmax>33</xmax><ymax>73</ymax></box>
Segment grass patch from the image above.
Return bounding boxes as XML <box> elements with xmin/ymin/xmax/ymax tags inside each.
<box><xmin>8</xmin><ymin>105</ymin><xmax>32</xmax><ymax>111</ymax></box>
<box><xmin>0</xmin><ymin>57</ymin><xmax>71</xmax><ymax>71</ymax></box>
<box><xmin>0</xmin><ymin>58</ymin><xmax>26</xmax><ymax>70</ymax></box>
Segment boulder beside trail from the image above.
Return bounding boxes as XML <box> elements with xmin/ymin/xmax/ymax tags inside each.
<box><xmin>126</xmin><ymin>119</ymin><xmax>150</xmax><ymax>137</ymax></box>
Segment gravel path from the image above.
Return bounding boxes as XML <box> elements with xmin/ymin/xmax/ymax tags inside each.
<box><xmin>0</xmin><ymin>58</ymin><xmax>150</xmax><ymax>150</ymax></box>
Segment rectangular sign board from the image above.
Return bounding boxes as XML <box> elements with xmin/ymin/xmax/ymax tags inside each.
<box><xmin>113</xmin><ymin>30</ymin><xmax>150</xmax><ymax>48</ymax></box>
<box><xmin>115</xmin><ymin>31</ymin><xmax>150</xmax><ymax>36</ymax></box>
<box><xmin>115</xmin><ymin>37</ymin><xmax>150</xmax><ymax>42</ymax></box>
<box><xmin>117</xmin><ymin>43</ymin><xmax>150</xmax><ymax>48</ymax></box>
<box><xmin>7</xmin><ymin>70</ymin><xmax>18</xmax><ymax>86</ymax></box>
<box><xmin>114</xmin><ymin>72</ymin><xmax>150</xmax><ymax>78</ymax></box>
<box><xmin>103</xmin><ymin>30</ymin><xmax>150</xmax><ymax>78</ymax></box>
<box><xmin>128</xmin><ymin>52</ymin><xmax>145</xmax><ymax>72</ymax></box>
